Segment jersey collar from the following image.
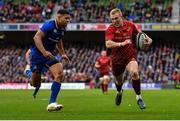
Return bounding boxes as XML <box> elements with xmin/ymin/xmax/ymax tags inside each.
<box><xmin>55</xmin><ymin>19</ymin><xmax>59</xmax><ymax>29</ymax></box>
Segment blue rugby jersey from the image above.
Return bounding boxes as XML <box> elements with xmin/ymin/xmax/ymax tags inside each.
<box><xmin>31</xmin><ymin>19</ymin><xmax>66</xmax><ymax>56</ymax></box>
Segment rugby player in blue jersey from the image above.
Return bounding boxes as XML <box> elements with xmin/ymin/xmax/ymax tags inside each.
<box><xmin>30</xmin><ymin>9</ymin><xmax>71</xmax><ymax>111</ymax></box>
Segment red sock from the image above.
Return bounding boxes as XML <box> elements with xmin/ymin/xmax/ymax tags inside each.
<box><xmin>132</xmin><ymin>79</ymin><xmax>141</xmax><ymax>95</ymax></box>
<box><xmin>104</xmin><ymin>84</ymin><xmax>108</xmax><ymax>92</ymax></box>
<box><xmin>115</xmin><ymin>83</ymin><xmax>123</xmax><ymax>92</ymax></box>
<box><xmin>101</xmin><ymin>83</ymin><xmax>104</xmax><ymax>93</ymax></box>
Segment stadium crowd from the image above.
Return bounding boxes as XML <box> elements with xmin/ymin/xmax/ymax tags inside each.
<box><xmin>0</xmin><ymin>0</ymin><xmax>55</xmax><ymax>23</ymax></box>
<box><xmin>0</xmin><ymin>0</ymin><xmax>178</xmax><ymax>85</ymax></box>
<box><xmin>0</xmin><ymin>0</ymin><xmax>173</xmax><ymax>23</ymax></box>
<box><xmin>0</xmin><ymin>42</ymin><xmax>179</xmax><ymax>85</ymax></box>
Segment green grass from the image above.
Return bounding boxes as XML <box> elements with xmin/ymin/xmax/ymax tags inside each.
<box><xmin>0</xmin><ymin>89</ymin><xmax>180</xmax><ymax>120</ymax></box>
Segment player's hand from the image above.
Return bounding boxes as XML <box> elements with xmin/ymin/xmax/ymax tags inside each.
<box><xmin>95</xmin><ymin>64</ymin><xmax>100</xmax><ymax>69</ymax></box>
<box><xmin>120</xmin><ymin>39</ymin><xmax>132</xmax><ymax>47</ymax></box>
<box><xmin>143</xmin><ymin>37</ymin><xmax>152</xmax><ymax>47</ymax></box>
<box><xmin>24</xmin><ymin>64</ymin><xmax>30</xmax><ymax>75</ymax></box>
<box><xmin>43</xmin><ymin>51</ymin><xmax>54</xmax><ymax>59</ymax></box>
<box><xmin>62</xmin><ymin>54</ymin><xmax>71</xmax><ymax>64</ymax></box>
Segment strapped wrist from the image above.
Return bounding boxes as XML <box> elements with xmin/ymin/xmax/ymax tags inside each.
<box><xmin>119</xmin><ymin>43</ymin><xmax>123</xmax><ymax>47</ymax></box>
<box><xmin>25</xmin><ymin>64</ymin><xmax>30</xmax><ymax>69</ymax></box>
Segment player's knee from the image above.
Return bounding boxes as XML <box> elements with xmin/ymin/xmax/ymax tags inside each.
<box><xmin>36</xmin><ymin>80</ymin><xmax>41</xmax><ymax>87</ymax></box>
<box><xmin>103</xmin><ymin>80</ymin><xmax>108</xmax><ymax>85</ymax></box>
<box><xmin>30</xmin><ymin>81</ymin><xmax>37</xmax><ymax>87</ymax></box>
<box><xmin>30</xmin><ymin>79</ymin><xmax>41</xmax><ymax>87</ymax></box>
<box><xmin>54</xmin><ymin>73</ymin><xmax>63</xmax><ymax>82</ymax></box>
<box><xmin>115</xmin><ymin>78</ymin><xmax>123</xmax><ymax>85</ymax></box>
<box><xmin>131</xmin><ymin>71</ymin><xmax>139</xmax><ymax>80</ymax></box>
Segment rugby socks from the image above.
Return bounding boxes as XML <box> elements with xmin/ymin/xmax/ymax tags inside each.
<box><xmin>33</xmin><ymin>87</ymin><xmax>40</xmax><ymax>98</ymax></box>
<box><xmin>115</xmin><ymin>83</ymin><xmax>123</xmax><ymax>92</ymax></box>
<box><xmin>100</xmin><ymin>83</ymin><xmax>104</xmax><ymax>93</ymax></box>
<box><xmin>104</xmin><ymin>84</ymin><xmax>108</xmax><ymax>92</ymax></box>
<box><xmin>49</xmin><ymin>81</ymin><xmax>61</xmax><ymax>104</ymax></box>
<box><xmin>136</xmin><ymin>95</ymin><xmax>142</xmax><ymax>100</ymax></box>
<box><xmin>132</xmin><ymin>79</ymin><xmax>141</xmax><ymax>95</ymax></box>
<box><xmin>25</xmin><ymin>69</ymin><xmax>31</xmax><ymax>80</ymax></box>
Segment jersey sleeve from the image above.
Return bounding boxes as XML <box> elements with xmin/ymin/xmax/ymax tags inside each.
<box><xmin>131</xmin><ymin>22</ymin><xmax>139</xmax><ymax>34</ymax></box>
<box><xmin>40</xmin><ymin>21</ymin><xmax>53</xmax><ymax>36</ymax></box>
<box><xmin>105</xmin><ymin>26</ymin><xmax>115</xmax><ymax>41</ymax></box>
<box><xmin>108</xmin><ymin>57</ymin><xmax>111</xmax><ymax>65</ymax></box>
<box><xmin>96</xmin><ymin>57</ymin><xmax>100</xmax><ymax>63</ymax></box>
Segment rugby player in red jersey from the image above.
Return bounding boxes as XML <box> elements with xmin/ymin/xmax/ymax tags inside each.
<box><xmin>95</xmin><ymin>50</ymin><xmax>111</xmax><ymax>94</ymax></box>
<box><xmin>105</xmin><ymin>8</ymin><xmax>152</xmax><ymax>109</ymax></box>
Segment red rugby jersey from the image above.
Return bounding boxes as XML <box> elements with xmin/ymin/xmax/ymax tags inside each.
<box><xmin>105</xmin><ymin>20</ymin><xmax>139</xmax><ymax>62</ymax></box>
<box><xmin>96</xmin><ymin>56</ymin><xmax>111</xmax><ymax>75</ymax></box>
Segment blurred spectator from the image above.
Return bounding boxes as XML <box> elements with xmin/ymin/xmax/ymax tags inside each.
<box><xmin>172</xmin><ymin>69</ymin><xmax>180</xmax><ymax>85</ymax></box>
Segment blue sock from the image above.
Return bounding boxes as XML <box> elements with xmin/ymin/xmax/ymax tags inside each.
<box><xmin>25</xmin><ymin>69</ymin><xmax>31</xmax><ymax>80</ymax></box>
<box><xmin>49</xmin><ymin>81</ymin><xmax>61</xmax><ymax>104</ymax></box>
<box><xmin>33</xmin><ymin>87</ymin><xmax>40</xmax><ymax>98</ymax></box>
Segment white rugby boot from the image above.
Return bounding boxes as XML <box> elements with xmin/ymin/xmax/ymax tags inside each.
<box><xmin>47</xmin><ymin>102</ymin><xmax>63</xmax><ymax>112</ymax></box>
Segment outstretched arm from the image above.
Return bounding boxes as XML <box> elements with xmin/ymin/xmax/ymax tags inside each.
<box><xmin>25</xmin><ymin>49</ymin><xmax>31</xmax><ymax>65</ymax></box>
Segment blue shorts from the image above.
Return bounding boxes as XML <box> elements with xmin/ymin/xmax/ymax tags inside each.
<box><xmin>30</xmin><ymin>52</ymin><xmax>59</xmax><ymax>74</ymax></box>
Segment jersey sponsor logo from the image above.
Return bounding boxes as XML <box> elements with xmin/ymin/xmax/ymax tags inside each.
<box><xmin>123</xmin><ymin>33</ymin><xmax>127</xmax><ymax>36</ymax></box>
<box><xmin>115</xmin><ymin>36</ymin><xmax>131</xmax><ymax>40</ymax></box>
<box><xmin>115</xmin><ymin>30</ymin><xmax>120</xmax><ymax>33</ymax></box>
<box><xmin>48</xmin><ymin>37</ymin><xmax>59</xmax><ymax>42</ymax></box>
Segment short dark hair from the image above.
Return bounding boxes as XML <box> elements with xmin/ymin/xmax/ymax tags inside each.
<box><xmin>57</xmin><ymin>9</ymin><xmax>70</xmax><ymax>15</ymax></box>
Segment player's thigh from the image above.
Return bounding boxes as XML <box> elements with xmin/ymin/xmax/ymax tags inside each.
<box><xmin>103</xmin><ymin>75</ymin><xmax>110</xmax><ymax>84</ymax></box>
<box><xmin>126</xmin><ymin>60</ymin><xmax>139</xmax><ymax>78</ymax></box>
<box><xmin>31</xmin><ymin>72</ymin><xmax>41</xmax><ymax>87</ymax></box>
<box><xmin>99</xmin><ymin>77</ymin><xmax>104</xmax><ymax>84</ymax></box>
<box><xmin>49</xmin><ymin>62</ymin><xmax>63</xmax><ymax>79</ymax></box>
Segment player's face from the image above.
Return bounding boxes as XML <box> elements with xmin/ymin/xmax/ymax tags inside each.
<box><xmin>56</xmin><ymin>14</ymin><xmax>71</xmax><ymax>28</ymax></box>
<box><xmin>110</xmin><ymin>12</ymin><xmax>123</xmax><ymax>27</ymax></box>
<box><xmin>101</xmin><ymin>51</ymin><xmax>107</xmax><ymax>57</ymax></box>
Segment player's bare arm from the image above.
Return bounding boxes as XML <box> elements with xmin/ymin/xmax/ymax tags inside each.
<box><xmin>105</xmin><ymin>39</ymin><xmax>132</xmax><ymax>48</ymax></box>
<box><xmin>95</xmin><ymin>61</ymin><xmax>100</xmax><ymax>69</ymax></box>
<box><xmin>57</xmin><ymin>39</ymin><xmax>71</xmax><ymax>64</ymax></box>
<box><xmin>33</xmin><ymin>30</ymin><xmax>53</xmax><ymax>59</ymax></box>
<box><xmin>25</xmin><ymin>49</ymin><xmax>31</xmax><ymax>65</ymax></box>
<box><xmin>24</xmin><ymin>49</ymin><xmax>31</xmax><ymax>75</ymax></box>
<box><xmin>109</xmin><ymin>60</ymin><xmax>112</xmax><ymax>70</ymax></box>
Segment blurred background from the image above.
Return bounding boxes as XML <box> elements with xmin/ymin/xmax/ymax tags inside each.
<box><xmin>0</xmin><ymin>0</ymin><xmax>179</xmax><ymax>90</ymax></box>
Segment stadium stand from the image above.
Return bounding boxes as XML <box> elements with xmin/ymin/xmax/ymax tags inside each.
<box><xmin>0</xmin><ymin>0</ymin><xmax>179</xmax><ymax>87</ymax></box>
<box><xmin>0</xmin><ymin>46</ymin><xmax>28</xmax><ymax>83</ymax></box>
<box><xmin>0</xmin><ymin>42</ymin><xmax>179</xmax><ymax>85</ymax></box>
<box><xmin>0</xmin><ymin>0</ymin><xmax>55</xmax><ymax>23</ymax></box>
<box><xmin>0</xmin><ymin>0</ymin><xmax>173</xmax><ymax>23</ymax></box>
